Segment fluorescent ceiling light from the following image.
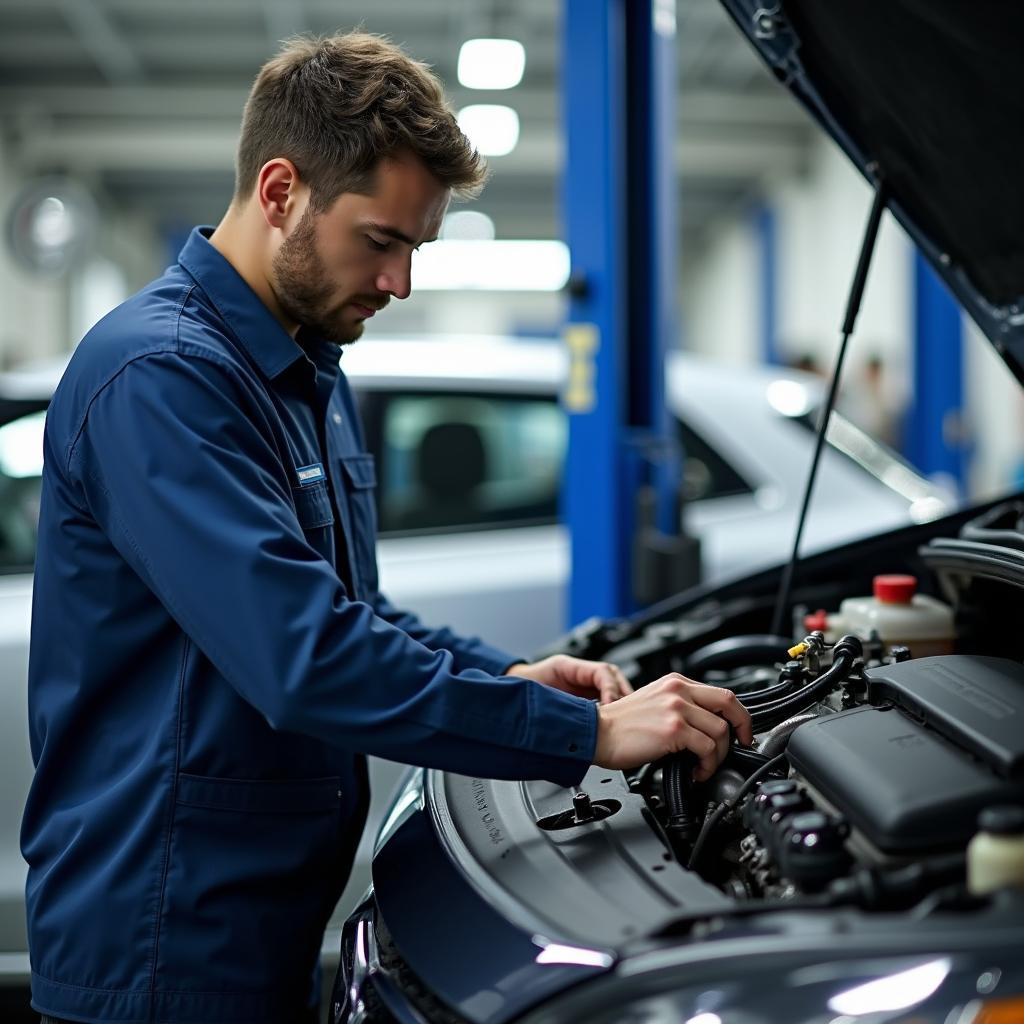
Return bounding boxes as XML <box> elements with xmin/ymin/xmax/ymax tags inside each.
<box><xmin>441</xmin><ymin>210</ymin><xmax>496</xmax><ymax>241</ymax></box>
<box><xmin>412</xmin><ymin>240</ymin><xmax>569</xmax><ymax>291</ymax></box>
<box><xmin>457</xmin><ymin>104</ymin><xmax>519</xmax><ymax>157</ymax></box>
<box><xmin>458</xmin><ymin>38</ymin><xmax>525</xmax><ymax>89</ymax></box>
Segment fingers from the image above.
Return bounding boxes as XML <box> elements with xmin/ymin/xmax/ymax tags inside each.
<box><xmin>681</xmin><ymin>678</ymin><xmax>754</xmax><ymax>747</ymax></box>
<box><xmin>680</xmin><ymin>727</ymin><xmax>719</xmax><ymax>782</ymax></box>
<box><xmin>685</xmin><ymin>704</ymin><xmax>731</xmax><ymax>778</ymax></box>
<box><xmin>593</xmin><ymin>662</ymin><xmax>633</xmax><ymax>704</ymax></box>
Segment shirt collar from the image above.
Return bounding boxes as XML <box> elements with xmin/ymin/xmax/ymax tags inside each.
<box><xmin>177</xmin><ymin>226</ymin><xmax>307</xmax><ymax>380</ymax></box>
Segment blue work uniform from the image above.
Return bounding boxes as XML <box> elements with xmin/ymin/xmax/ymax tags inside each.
<box><xmin>22</xmin><ymin>227</ymin><xmax>597</xmax><ymax>1023</ymax></box>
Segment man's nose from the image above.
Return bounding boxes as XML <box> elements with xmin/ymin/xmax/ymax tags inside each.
<box><xmin>376</xmin><ymin>253</ymin><xmax>412</xmax><ymax>301</ymax></box>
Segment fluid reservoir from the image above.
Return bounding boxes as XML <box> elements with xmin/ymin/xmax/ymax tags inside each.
<box><xmin>968</xmin><ymin>806</ymin><xmax>1024</xmax><ymax>896</ymax></box>
<box><xmin>809</xmin><ymin>574</ymin><xmax>954</xmax><ymax>657</ymax></box>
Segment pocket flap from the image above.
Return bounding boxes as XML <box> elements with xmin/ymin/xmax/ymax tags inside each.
<box><xmin>339</xmin><ymin>453</ymin><xmax>376</xmax><ymax>490</ymax></box>
<box><xmin>176</xmin><ymin>773</ymin><xmax>342</xmax><ymax>814</ymax></box>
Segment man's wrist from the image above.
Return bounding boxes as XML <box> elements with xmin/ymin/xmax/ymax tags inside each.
<box><xmin>592</xmin><ymin>703</ymin><xmax>611</xmax><ymax>767</ymax></box>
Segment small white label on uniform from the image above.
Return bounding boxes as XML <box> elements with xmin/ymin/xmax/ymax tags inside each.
<box><xmin>296</xmin><ymin>463</ymin><xmax>325</xmax><ymax>484</ymax></box>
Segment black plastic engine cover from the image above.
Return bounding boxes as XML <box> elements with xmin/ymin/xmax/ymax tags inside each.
<box><xmin>866</xmin><ymin>655</ymin><xmax>1024</xmax><ymax>777</ymax></box>
<box><xmin>787</xmin><ymin>704</ymin><xmax>1024</xmax><ymax>854</ymax></box>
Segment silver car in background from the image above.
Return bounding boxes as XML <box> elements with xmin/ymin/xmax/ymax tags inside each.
<box><xmin>0</xmin><ymin>336</ymin><xmax>951</xmax><ymax>999</ymax></box>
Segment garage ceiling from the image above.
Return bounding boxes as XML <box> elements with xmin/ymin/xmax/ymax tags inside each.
<box><xmin>0</xmin><ymin>0</ymin><xmax>817</xmax><ymax>264</ymax></box>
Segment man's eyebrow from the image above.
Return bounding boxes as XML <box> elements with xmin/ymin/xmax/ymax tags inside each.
<box><xmin>363</xmin><ymin>221</ymin><xmax>434</xmax><ymax>248</ymax></box>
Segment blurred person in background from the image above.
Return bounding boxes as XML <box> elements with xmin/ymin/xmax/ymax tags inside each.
<box><xmin>842</xmin><ymin>352</ymin><xmax>903</xmax><ymax>448</ymax></box>
<box><xmin>22</xmin><ymin>30</ymin><xmax>749</xmax><ymax>1024</ymax></box>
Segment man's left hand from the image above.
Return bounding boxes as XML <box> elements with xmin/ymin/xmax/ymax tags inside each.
<box><xmin>505</xmin><ymin>655</ymin><xmax>634</xmax><ymax>705</ymax></box>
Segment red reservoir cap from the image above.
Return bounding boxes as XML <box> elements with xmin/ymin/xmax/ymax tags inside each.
<box><xmin>804</xmin><ymin>609</ymin><xmax>829</xmax><ymax>632</ymax></box>
<box><xmin>873</xmin><ymin>574</ymin><xmax>917</xmax><ymax>604</ymax></box>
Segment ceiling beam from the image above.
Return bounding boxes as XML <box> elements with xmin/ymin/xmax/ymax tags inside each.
<box><xmin>0</xmin><ymin>84</ymin><xmax>808</xmax><ymax>132</ymax></box>
<box><xmin>14</xmin><ymin>122</ymin><xmax>808</xmax><ymax>183</ymax></box>
<box><xmin>55</xmin><ymin>0</ymin><xmax>142</xmax><ymax>85</ymax></box>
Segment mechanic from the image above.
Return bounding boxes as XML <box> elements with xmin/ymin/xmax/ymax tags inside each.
<box><xmin>22</xmin><ymin>31</ymin><xmax>752</xmax><ymax>1024</ymax></box>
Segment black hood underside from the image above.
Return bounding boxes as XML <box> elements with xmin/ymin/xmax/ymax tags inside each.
<box><xmin>723</xmin><ymin>0</ymin><xmax>1024</xmax><ymax>383</ymax></box>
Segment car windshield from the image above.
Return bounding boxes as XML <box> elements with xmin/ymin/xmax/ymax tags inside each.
<box><xmin>0</xmin><ymin>408</ymin><xmax>45</xmax><ymax>573</ymax></box>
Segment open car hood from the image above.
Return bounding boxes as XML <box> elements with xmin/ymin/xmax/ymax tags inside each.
<box><xmin>721</xmin><ymin>0</ymin><xmax>1024</xmax><ymax>385</ymax></box>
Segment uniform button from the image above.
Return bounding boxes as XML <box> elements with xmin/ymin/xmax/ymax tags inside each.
<box><xmin>332</xmin><ymin>412</ymin><xmax>343</xmax><ymax>425</ymax></box>
<box><xmin>568</xmin><ymin>742</ymin><xmax>579</xmax><ymax>753</ymax></box>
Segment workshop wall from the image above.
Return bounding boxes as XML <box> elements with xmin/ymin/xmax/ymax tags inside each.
<box><xmin>681</xmin><ymin>215</ymin><xmax>760</xmax><ymax>365</ymax></box>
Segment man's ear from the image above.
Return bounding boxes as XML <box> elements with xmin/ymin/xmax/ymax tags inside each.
<box><xmin>255</xmin><ymin>158</ymin><xmax>305</xmax><ymax>231</ymax></box>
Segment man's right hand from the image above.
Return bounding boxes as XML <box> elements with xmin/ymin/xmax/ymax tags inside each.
<box><xmin>592</xmin><ymin>673</ymin><xmax>753</xmax><ymax>781</ymax></box>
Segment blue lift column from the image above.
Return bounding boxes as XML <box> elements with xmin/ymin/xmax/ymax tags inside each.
<box><xmin>906</xmin><ymin>250</ymin><xmax>966</xmax><ymax>494</ymax></box>
<box><xmin>561</xmin><ymin>0</ymin><xmax>683</xmax><ymax>624</ymax></box>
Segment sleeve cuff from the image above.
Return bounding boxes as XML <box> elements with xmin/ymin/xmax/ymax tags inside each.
<box><xmin>522</xmin><ymin>683</ymin><xmax>598</xmax><ymax>788</ymax></box>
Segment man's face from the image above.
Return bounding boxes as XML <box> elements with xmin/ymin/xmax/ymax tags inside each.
<box><xmin>271</xmin><ymin>153</ymin><xmax>450</xmax><ymax>344</ymax></box>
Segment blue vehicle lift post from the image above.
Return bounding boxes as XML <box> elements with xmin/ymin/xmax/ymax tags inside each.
<box><xmin>906</xmin><ymin>250</ymin><xmax>966</xmax><ymax>494</ymax></box>
<box><xmin>561</xmin><ymin>0</ymin><xmax>693</xmax><ymax>625</ymax></box>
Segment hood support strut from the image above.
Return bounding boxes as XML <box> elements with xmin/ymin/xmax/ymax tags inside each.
<box><xmin>771</xmin><ymin>176</ymin><xmax>889</xmax><ymax>638</ymax></box>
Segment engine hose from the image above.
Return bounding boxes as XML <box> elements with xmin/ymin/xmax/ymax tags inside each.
<box><xmin>749</xmin><ymin>636</ymin><xmax>862</xmax><ymax>731</ymax></box>
<box><xmin>727</xmin><ymin>745</ymin><xmax>778</xmax><ymax>775</ymax></box>
<box><xmin>684</xmin><ymin>634</ymin><xmax>794</xmax><ymax>678</ymax></box>
<box><xmin>736</xmin><ymin>678</ymin><xmax>798</xmax><ymax>707</ymax></box>
<box><xmin>743</xmin><ymin>654</ymin><xmax>847</xmax><ymax>713</ymax></box>
<box><xmin>760</xmin><ymin>714</ymin><xmax>819</xmax><ymax>758</ymax></box>
<box><xmin>663</xmin><ymin>752</ymin><xmax>700</xmax><ymax>846</ymax></box>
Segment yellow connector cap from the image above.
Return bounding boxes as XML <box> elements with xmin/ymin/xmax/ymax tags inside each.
<box><xmin>788</xmin><ymin>642</ymin><xmax>809</xmax><ymax>659</ymax></box>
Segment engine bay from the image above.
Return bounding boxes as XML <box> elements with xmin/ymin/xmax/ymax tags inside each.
<box><xmin>525</xmin><ymin>497</ymin><xmax>1024</xmax><ymax>933</ymax></box>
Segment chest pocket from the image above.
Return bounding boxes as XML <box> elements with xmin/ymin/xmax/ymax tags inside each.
<box><xmin>291</xmin><ymin>479</ymin><xmax>335</xmax><ymax>562</ymax></box>
<box><xmin>338</xmin><ymin>453</ymin><xmax>379</xmax><ymax>597</ymax></box>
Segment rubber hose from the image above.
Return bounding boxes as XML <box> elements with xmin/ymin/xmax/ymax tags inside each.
<box><xmin>749</xmin><ymin>637</ymin><xmax>862</xmax><ymax>730</ymax></box>
<box><xmin>760</xmin><ymin>714</ymin><xmax>819</xmax><ymax>758</ymax></box>
<box><xmin>663</xmin><ymin>752</ymin><xmax>699</xmax><ymax>844</ymax></box>
<box><xmin>684</xmin><ymin>634</ymin><xmax>794</xmax><ymax>678</ymax></box>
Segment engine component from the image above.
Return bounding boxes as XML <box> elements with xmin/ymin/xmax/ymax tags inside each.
<box><xmin>737</xmin><ymin>779</ymin><xmax>851</xmax><ymax>894</ymax></box>
<box><xmin>787</xmin><ymin>656</ymin><xmax>1024</xmax><ymax>854</ymax></box>
<box><xmin>967</xmin><ymin>805</ymin><xmax>1024</xmax><ymax>896</ymax></box>
<box><xmin>663</xmin><ymin>752</ymin><xmax>700</xmax><ymax>848</ymax></box>
<box><xmin>760</xmin><ymin>713</ymin><xmax>819</xmax><ymax>758</ymax></box>
<box><xmin>747</xmin><ymin>634</ymin><xmax>862</xmax><ymax>731</ymax></box>
<box><xmin>819</xmin><ymin>574</ymin><xmax>955</xmax><ymax>657</ymax></box>
<box><xmin>775</xmin><ymin>811</ymin><xmax>850</xmax><ymax>891</ymax></box>
<box><xmin>684</xmin><ymin>634</ymin><xmax>793</xmax><ymax>678</ymax></box>
<box><xmin>866</xmin><ymin>655</ymin><xmax>1024</xmax><ymax>777</ymax></box>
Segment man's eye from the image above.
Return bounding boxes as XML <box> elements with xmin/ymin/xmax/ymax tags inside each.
<box><xmin>366</xmin><ymin>236</ymin><xmax>389</xmax><ymax>252</ymax></box>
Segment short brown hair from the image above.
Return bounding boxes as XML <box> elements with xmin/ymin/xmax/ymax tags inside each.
<box><xmin>235</xmin><ymin>31</ymin><xmax>487</xmax><ymax>210</ymax></box>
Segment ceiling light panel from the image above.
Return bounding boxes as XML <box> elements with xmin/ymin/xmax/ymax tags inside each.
<box><xmin>457</xmin><ymin>104</ymin><xmax>520</xmax><ymax>157</ymax></box>
<box><xmin>457</xmin><ymin>38</ymin><xmax>526</xmax><ymax>90</ymax></box>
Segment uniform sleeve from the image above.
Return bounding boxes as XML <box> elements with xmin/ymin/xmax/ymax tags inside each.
<box><xmin>368</xmin><ymin>590</ymin><xmax>525</xmax><ymax>676</ymax></box>
<box><xmin>67</xmin><ymin>352</ymin><xmax>596</xmax><ymax>785</ymax></box>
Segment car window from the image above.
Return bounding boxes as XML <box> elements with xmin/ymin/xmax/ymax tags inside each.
<box><xmin>677</xmin><ymin>417</ymin><xmax>754</xmax><ymax>502</ymax></box>
<box><xmin>0</xmin><ymin>408</ymin><xmax>45</xmax><ymax>573</ymax></box>
<box><xmin>367</xmin><ymin>391</ymin><xmax>565</xmax><ymax>534</ymax></box>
